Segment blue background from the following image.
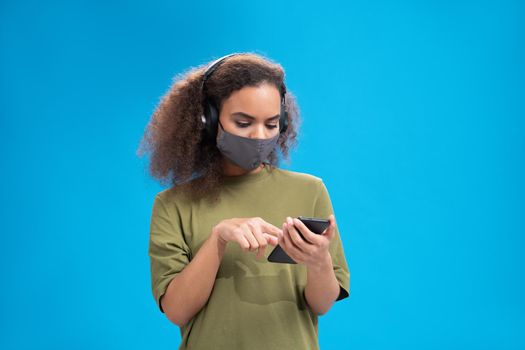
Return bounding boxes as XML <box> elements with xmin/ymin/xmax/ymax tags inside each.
<box><xmin>1</xmin><ymin>0</ymin><xmax>524</xmax><ymax>349</ymax></box>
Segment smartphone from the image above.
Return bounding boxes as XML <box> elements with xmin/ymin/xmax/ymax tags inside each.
<box><xmin>267</xmin><ymin>216</ymin><xmax>330</xmax><ymax>264</ymax></box>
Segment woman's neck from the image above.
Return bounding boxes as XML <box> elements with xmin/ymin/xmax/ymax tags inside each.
<box><xmin>221</xmin><ymin>158</ymin><xmax>265</xmax><ymax>177</ymax></box>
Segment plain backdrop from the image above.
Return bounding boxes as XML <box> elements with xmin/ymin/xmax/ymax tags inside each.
<box><xmin>1</xmin><ymin>0</ymin><xmax>524</xmax><ymax>349</ymax></box>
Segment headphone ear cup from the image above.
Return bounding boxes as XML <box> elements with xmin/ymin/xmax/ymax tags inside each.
<box><xmin>208</xmin><ymin>102</ymin><xmax>219</xmax><ymax>142</ymax></box>
<box><xmin>202</xmin><ymin>101</ymin><xmax>215</xmax><ymax>141</ymax></box>
<box><xmin>279</xmin><ymin>101</ymin><xmax>289</xmax><ymax>134</ymax></box>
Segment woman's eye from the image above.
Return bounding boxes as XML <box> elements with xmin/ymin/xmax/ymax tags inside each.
<box><xmin>235</xmin><ymin>122</ymin><xmax>278</xmax><ymax>129</ymax></box>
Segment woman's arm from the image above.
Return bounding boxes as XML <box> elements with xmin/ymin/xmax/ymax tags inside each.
<box><xmin>304</xmin><ymin>252</ymin><xmax>340</xmax><ymax>315</ymax></box>
<box><xmin>160</xmin><ymin>217</ymin><xmax>281</xmax><ymax>326</ymax></box>
<box><xmin>161</xmin><ymin>229</ymin><xmax>226</xmax><ymax>326</ymax></box>
<box><xmin>279</xmin><ymin>216</ymin><xmax>343</xmax><ymax>316</ymax></box>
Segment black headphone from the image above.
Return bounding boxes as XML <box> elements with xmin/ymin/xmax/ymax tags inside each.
<box><xmin>200</xmin><ymin>53</ymin><xmax>289</xmax><ymax>142</ymax></box>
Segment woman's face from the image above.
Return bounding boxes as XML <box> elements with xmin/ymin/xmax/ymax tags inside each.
<box><xmin>218</xmin><ymin>83</ymin><xmax>281</xmax><ymax>140</ymax></box>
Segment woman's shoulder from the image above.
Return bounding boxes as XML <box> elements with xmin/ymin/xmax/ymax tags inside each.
<box><xmin>271</xmin><ymin>166</ymin><xmax>324</xmax><ymax>187</ymax></box>
<box><xmin>152</xmin><ymin>185</ymin><xmax>189</xmax><ymax>206</ymax></box>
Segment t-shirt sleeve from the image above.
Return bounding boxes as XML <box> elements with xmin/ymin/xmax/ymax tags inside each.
<box><xmin>314</xmin><ymin>180</ymin><xmax>351</xmax><ymax>301</ymax></box>
<box><xmin>148</xmin><ymin>194</ymin><xmax>191</xmax><ymax>313</ymax></box>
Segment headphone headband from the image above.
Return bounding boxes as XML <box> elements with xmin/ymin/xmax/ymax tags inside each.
<box><xmin>202</xmin><ymin>53</ymin><xmax>242</xmax><ymax>88</ymax></box>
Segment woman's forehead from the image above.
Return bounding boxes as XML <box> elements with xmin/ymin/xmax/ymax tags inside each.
<box><xmin>222</xmin><ymin>84</ymin><xmax>281</xmax><ymax>119</ymax></box>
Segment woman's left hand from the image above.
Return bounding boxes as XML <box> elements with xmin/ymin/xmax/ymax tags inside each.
<box><xmin>278</xmin><ymin>215</ymin><xmax>336</xmax><ymax>269</ymax></box>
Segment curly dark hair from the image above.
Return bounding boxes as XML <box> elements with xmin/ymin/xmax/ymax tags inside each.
<box><xmin>137</xmin><ymin>52</ymin><xmax>301</xmax><ymax>204</ymax></box>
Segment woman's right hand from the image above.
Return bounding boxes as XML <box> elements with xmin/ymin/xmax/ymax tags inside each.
<box><xmin>212</xmin><ymin>217</ymin><xmax>283</xmax><ymax>259</ymax></box>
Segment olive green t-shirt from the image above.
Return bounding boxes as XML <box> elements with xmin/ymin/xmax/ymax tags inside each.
<box><xmin>148</xmin><ymin>164</ymin><xmax>350</xmax><ymax>350</ymax></box>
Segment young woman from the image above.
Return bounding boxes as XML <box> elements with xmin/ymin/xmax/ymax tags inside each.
<box><xmin>138</xmin><ymin>52</ymin><xmax>350</xmax><ymax>350</ymax></box>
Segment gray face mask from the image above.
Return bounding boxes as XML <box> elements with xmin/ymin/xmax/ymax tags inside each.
<box><xmin>216</xmin><ymin>121</ymin><xmax>280</xmax><ymax>171</ymax></box>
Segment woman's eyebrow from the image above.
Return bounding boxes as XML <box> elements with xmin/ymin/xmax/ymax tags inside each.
<box><xmin>230</xmin><ymin>112</ymin><xmax>280</xmax><ymax>121</ymax></box>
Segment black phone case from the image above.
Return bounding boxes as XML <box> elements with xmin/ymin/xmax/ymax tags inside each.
<box><xmin>267</xmin><ymin>216</ymin><xmax>330</xmax><ymax>264</ymax></box>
